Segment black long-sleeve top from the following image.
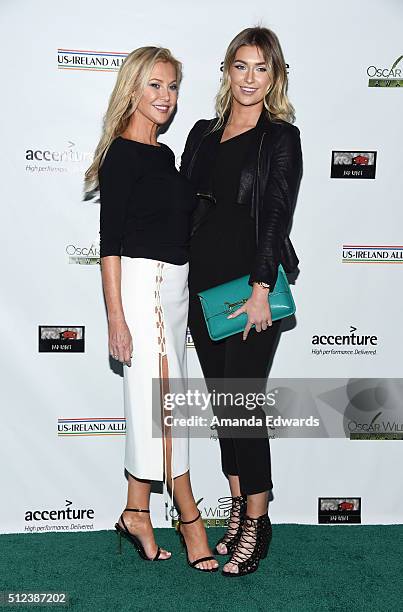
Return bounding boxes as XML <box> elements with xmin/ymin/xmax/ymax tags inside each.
<box><xmin>99</xmin><ymin>136</ymin><xmax>197</xmax><ymax>264</ymax></box>
<box><xmin>188</xmin><ymin>128</ymin><xmax>256</xmax><ymax>295</ymax></box>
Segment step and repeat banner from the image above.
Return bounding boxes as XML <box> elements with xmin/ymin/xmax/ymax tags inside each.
<box><xmin>1</xmin><ymin>0</ymin><xmax>402</xmax><ymax>534</ymax></box>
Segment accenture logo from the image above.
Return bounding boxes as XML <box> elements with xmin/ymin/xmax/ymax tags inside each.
<box><xmin>311</xmin><ymin>326</ymin><xmax>378</xmax><ymax>357</ymax></box>
<box><xmin>25</xmin><ymin>141</ymin><xmax>90</xmax><ymax>175</ymax></box>
<box><xmin>25</xmin><ymin>499</ymin><xmax>94</xmax><ymax>522</ymax></box>
<box><xmin>25</xmin><ymin>142</ymin><xmax>89</xmax><ymax>163</ymax></box>
<box><xmin>312</xmin><ymin>326</ymin><xmax>377</xmax><ymax>347</ymax></box>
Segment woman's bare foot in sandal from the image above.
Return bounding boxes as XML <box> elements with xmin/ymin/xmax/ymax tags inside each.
<box><xmin>179</xmin><ymin>513</ymin><xmax>219</xmax><ymax>571</ymax></box>
<box><xmin>118</xmin><ymin>510</ymin><xmax>171</xmax><ymax>560</ymax></box>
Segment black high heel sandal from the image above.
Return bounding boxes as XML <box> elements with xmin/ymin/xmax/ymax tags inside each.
<box><xmin>221</xmin><ymin>513</ymin><xmax>272</xmax><ymax>577</ymax></box>
<box><xmin>214</xmin><ymin>495</ymin><xmax>247</xmax><ymax>556</ymax></box>
<box><xmin>115</xmin><ymin>507</ymin><xmax>168</xmax><ymax>561</ymax></box>
<box><xmin>176</xmin><ymin>511</ymin><xmax>219</xmax><ymax>572</ymax></box>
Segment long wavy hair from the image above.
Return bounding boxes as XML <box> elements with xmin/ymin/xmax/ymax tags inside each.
<box><xmin>85</xmin><ymin>46</ymin><xmax>182</xmax><ymax>190</ymax></box>
<box><xmin>214</xmin><ymin>26</ymin><xmax>294</xmax><ymax>129</ymax></box>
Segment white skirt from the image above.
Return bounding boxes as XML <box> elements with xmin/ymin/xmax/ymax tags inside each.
<box><xmin>121</xmin><ymin>256</ymin><xmax>189</xmax><ymax>482</ymax></box>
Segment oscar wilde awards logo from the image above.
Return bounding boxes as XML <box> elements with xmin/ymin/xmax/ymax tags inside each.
<box><xmin>331</xmin><ymin>151</ymin><xmax>377</xmax><ymax>179</ymax></box>
<box><xmin>25</xmin><ymin>141</ymin><xmax>90</xmax><ymax>175</ymax></box>
<box><xmin>57</xmin><ymin>418</ymin><xmax>126</xmax><ymax>436</ymax></box>
<box><xmin>57</xmin><ymin>49</ymin><xmax>127</xmax><ymax>72</ymax></box>
<box><xmin>66</xmin><ymin>241</ymin><xmax>100</xmax><ymax>264</ymax></box>
<box><xmin>344</xmin><ymin>379</ymin><xmax>403</xmax><ymax>440</ymax></box>
<box><xmin>24</xmin><ymin>499</ymin><xmax>95</xmax><ymax>532</ymax></box>
<box><xmin>311</xmin><ymin>326</ymin><xmax>378</xmax><ymax>357</ymax></box>
<box><xmin>39</xmin><ymin>326</ymin><xmax>85</xmax><ymax>353</ymax></box>
<box><xmin>318</xmin><ymin>378</ymin><xmax>403</xmax><ymax>440</ymax></box>
<box><xmin>342</xmin><ymin>245</ymin><xmax>403</xmax><ymax>263</ymax></box>
<box><xmin>367</xmin><ymin>54</ymin><xmax>403</xmax><ymax>87</ymax></box>
<box><xmin>170</xmin><ymin>497</ymin><xmax>232</xmax><ymax>527</ymax></box>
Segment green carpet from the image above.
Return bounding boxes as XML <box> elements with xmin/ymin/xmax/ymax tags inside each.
<box><xmin>1</xmin><ymin>526</ymin><xmax>402</xmax><ymax>611</ymax></box>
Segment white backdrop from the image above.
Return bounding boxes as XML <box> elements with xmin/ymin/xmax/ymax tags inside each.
<box><xmin>1</xmin><ymin>0</ymin><xmax>402</xmax><ymax>534</ymax></box>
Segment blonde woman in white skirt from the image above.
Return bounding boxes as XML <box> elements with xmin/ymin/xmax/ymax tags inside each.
<box><xmin>85</xmin><ymin>47</ymin><xmax>218</xmax><ymax>572</ymax></box>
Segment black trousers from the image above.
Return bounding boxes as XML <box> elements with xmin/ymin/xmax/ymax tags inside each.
<box><xmin>188</xmin><ymin>295</ymin><xmax>282</xmax><ymax>496</ymax></box>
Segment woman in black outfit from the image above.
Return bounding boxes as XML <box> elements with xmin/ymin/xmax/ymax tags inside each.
<box><xmin>181</xmin><ymin>27</ymin><xmax>302</xmax><ymax>576</ymax></box>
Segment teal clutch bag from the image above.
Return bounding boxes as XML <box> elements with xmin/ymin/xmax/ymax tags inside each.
<box><xmin>197</xmin><ymin>264</ymin><xmax>295</xmax><ymax>341</ymax></box>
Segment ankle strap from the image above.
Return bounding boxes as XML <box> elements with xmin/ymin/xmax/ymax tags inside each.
<box><xmin>178</xmin><ymin>510</ymin><xmax>201</xmax><ymax>525</ymax></box>
<box><xmin>124</xmin><ymin>508</ymin><xmax>150</xmax><ymax>513</ymax></box>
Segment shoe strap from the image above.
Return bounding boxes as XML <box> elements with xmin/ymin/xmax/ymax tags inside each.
<box><xmin>124</xmin><ymin>508</ymin><xmax>150</xmax><ymax>513</ymax></box>
<box><xmin>178</xmin><ymin>510</ymin><xmax>201</xmax><ymax>525</ymax></box>
<box><xmin>120</xmin><ymin>508</ymin><xmax>150</xmax><ymax>533</ymax></box>
<box><xmin>153</xmin><ymin>545</ymin><xmax>161</xmax><ymax>561</ymax></box>
<box><xmin>191</xmin><ymin>555</ymin><xmax>215</xmax><ymax>567</ymax></box>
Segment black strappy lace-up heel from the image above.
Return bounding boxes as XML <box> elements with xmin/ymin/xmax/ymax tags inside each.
<box><xmin>176</xmin><ymin>511</ymin><xmax>219</xmax><ymax>572</ymax></box>
<box><xmin>222</xmin><ymin>513</ymin><xmax>272</xmax><ymax>577</ymax></box>
<box><xmin>115</xmin><ymin>508</ymin><xmax>168</xmax><ymax>561</ymax></box>
<box><xmin>214</xmin><ymin>495</ymin><xmax>247</xmax><ymax>556</ymax></box>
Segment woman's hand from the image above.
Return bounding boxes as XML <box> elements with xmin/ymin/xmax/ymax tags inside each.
<box><xmin>227</xmin><ymin>284</ymin><xmax>272</xmax><ymax>341</ymax></box>
<box><xmin>108</xmin><ymin>316</ymin><xmax>133</xmax><ymax>366</ymax></box>
<box><xmin>100</xmin><ymin>256</ymin><xmax>132</xmax><ymax>366</ymax></box>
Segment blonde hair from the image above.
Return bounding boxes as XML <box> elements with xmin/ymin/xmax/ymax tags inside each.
<box><xmin>214</xmin><ymin>26</ymin><xmax>295</xmax><ymax>129</ymax></box>
<box><xmin>85</xmin><ymin>46</ymin><xmax>182</xmax><ymax>189</ymax></box>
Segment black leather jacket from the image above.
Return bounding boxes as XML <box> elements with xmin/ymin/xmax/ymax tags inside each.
<box><xmin>180</xmin><ymin>110</ymin><xmax>302</xmax><ymax>289</ymax></box>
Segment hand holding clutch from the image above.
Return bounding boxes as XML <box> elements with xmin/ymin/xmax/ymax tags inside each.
<box><xmin>228</xmin><ymin>283</ymin><xmax>272</xmax><ymax>341</ymax></box>
<box><xmin>197</xmin><ymin>264</ymin><xmax>295</xmax><ymax>342</ymax></box>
